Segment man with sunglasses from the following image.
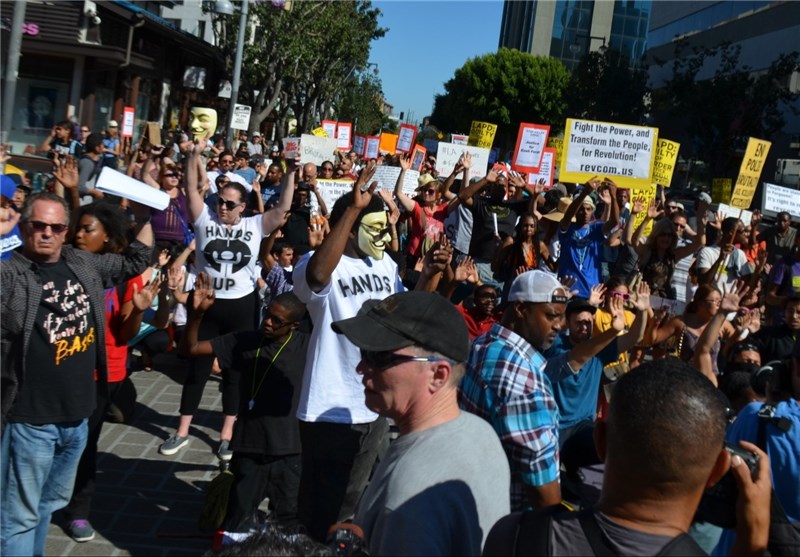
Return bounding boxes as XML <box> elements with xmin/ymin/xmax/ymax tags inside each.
<box><xmin>1</xmin><ymin>192</ymin><xmax>153</xmax><ymax>556</ymax></box>
<box><xmin>332</xmin><ymin>291</ymin><xmax>510</xmax><ymax>555</ymax></box>
<box><xmin>207</xmin><ymin>151</ymin><xmax>249</xmax><ymax>194</ymax></box>
<box><xmin>181</xmin><ymin>273</ymin><xmax>309</xmax><ymax>531</ymax></box>
<box><xmin>292</xmin><ymin>162</ymin><xmax>453</xmax><ymax>541</ymax></box>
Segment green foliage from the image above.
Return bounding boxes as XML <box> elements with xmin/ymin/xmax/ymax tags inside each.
<box><xmin>210</xmin><ymin>0</ymin><xmax>386</xmax><ymax>138</ymax></box>
<box><xmin>566</xmin><ymin>48</ymin><xmax>649</xmax><ymax>124</ymax></box>
<box><xmin>653</xmin><ymin>41</ymin><xmax>800</xmax><ymax>177</ymax></box>
<box><xmin>431</xmin><ymin>48</ymin><xmax>570</xmax><ymax>150</ymax></box>
<box><xmin>333</xmin><ymin>72</ymin><xmax>386</xmax><ymax>136</ymax></box>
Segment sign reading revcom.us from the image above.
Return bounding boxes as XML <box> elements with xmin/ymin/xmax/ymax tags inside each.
<box><xmin>560</xmin><ymin>118</ymin><xmax>658</xmax><ymax>188</ymax></box>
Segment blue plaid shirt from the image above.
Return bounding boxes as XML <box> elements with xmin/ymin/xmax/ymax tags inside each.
<box><xmin>459</xmin><ymin>323</ymin><xmax>562</xmax><ymax>511</ymax></box>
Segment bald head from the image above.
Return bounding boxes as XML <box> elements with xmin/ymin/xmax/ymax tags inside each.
<box><xmin>302</xmin><ymin>162</ymin><xmax>317</xmax><ymax>184</ymax></box>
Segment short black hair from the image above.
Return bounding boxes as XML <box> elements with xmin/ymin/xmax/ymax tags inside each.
<box><xmin>271</xmin><ymin>292</ymin><xmax>306</xmax><ymax>322</ymax></box>
<box><xmin>721</xmin><ymin>216</ymin><xmax>741</xmax><ymax>235</ymax></box>
<box><xmin>85</xmin><ymin>133</ymin><xmax>104</xmax><ymax>151</ymax></box>
<box><xmin>329</xmin><ymin>190</ymin><xmax>385</xmax><ymax>234</ymax></box>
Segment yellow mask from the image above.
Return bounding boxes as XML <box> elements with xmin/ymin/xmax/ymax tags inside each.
<box><xmin>189</xmin><ymin>107</ymin><xmax>217</xmax><ymax>141</ymax></box>
<box><xmin>357</xmin><ymin>211</ymin><xmax>390</xmax><ymax>260</ymax></box>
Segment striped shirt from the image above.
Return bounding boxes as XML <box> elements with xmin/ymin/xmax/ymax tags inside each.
<box><xmin>458</xmin><ymin>323</ymin><xmax>561</xmax><ymax>511</ymax></box>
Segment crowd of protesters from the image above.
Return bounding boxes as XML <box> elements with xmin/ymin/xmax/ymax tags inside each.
<box><xmin>1</xmin><ymin>122</ymin><xmax>798</xmax><ymax>557</ymax></box>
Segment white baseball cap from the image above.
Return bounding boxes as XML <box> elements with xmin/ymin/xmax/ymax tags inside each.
<box><xmin>507</xmin><ymin>270</ymin><xmax>569</xmax><ymax>304</ymax></box>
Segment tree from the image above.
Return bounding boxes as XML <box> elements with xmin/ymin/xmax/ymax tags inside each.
<box><xmin>333</xmin><ymin>72</ymin><xmax>387</xmax><ymax>136</ymax></box>
<box><xmin>431</xmin><ymin>48</ymin><xmax>571</xmax><ymax>152</ymax></box>
<box><xmin>653</xmin><ymin>41</ymin><xmax>799</xmax><ymax>178</ymax></box>
<box><xmin>566</xmin><ymin>48</ymin><xmax>649</xmax><ymax>124</ymax></box>
<box><xmin>210</xmin><ymin>1</ymin><xmax>385</xmax><ymax>139</ymax></box>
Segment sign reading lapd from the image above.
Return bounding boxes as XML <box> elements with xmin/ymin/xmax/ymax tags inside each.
<box><xmin>730</xmin><ymin>137</ymin><xmax>771</xmax><ymax>210</ymax></box>
<box><xmin>468</xmin><ymin>121</ymin><xmax>497</xmax><ymax>149</ymax></box>
<box><xmin>560</xmin><ymin>118</ymin><xmax>658</xmax><ymax>188</ymax></box>
<box><xmin>652</xmin><ymin>139</ymin><xmax>680</xmax><ymax>187</ymax></box>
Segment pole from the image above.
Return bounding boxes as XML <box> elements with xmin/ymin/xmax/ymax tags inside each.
<box><xmin>226</xmin><ymin>0</ymin><xmax>248</xmax><ymax>144</ymax></box>
<box><xmin>1</xmin><ymin>0</ymin><xmax>27</xmax><ymax>173</ymax></box>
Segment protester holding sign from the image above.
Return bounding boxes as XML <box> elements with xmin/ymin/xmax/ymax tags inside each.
<box><xmin>558</xmin><ymin>177</ymin><xmax>620</xmax><ymax>300</ymax></box>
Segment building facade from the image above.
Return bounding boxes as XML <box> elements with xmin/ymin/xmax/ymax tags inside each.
<box><xmin>498</xmin><ymin>0</ymin><xmax>652</xmax><ymax>70</ymax></box>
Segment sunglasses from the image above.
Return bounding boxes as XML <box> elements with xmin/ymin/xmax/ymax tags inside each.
<box><xmin>217</xmin><ymin>198</ymin><xmax>242</xmax><ymax>211</ymax></box>
<box><xmin>81</xmin><ymin>128</ymin><xmax>90</xmax><ymax>133</ymax></box>
<box><xmin>25</xmin><ymin>220</ymin><xmax>68</xmax><ymax>234</ymax></box>
<box><xmin>163</xmin><ymin>172</ymin><xmax>179</xmax><ymax>178</ymax></box>
<box><xmin>359</xmin><ymin>349</ymin><xmax>450</xmax><ymax>371</ymax></box>
<box><xmin>610</xmin><ymin>292</ymin><xmax>630</xmax><ymax>300</ymax></box>
<box><xmin>220</xmin><ymin>159</ymin><xmax>234</xmax><ymax>164</ymax></box>
<box><xmin>423</xmin><ymin>188</ymin><xmax>436</xmax><ymax>195</ymax></box>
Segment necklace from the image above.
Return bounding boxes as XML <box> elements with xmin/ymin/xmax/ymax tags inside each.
<box><xmin>249</xmin><ymin>332</ymin><xmax>293</xmax><ymax>411</ymax></box>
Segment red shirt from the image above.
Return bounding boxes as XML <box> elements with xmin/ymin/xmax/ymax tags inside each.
<box><xmin>455</xmin><ymin>304</ymin><xmax>499</xmax><ymax>339</ymax></box>
<box><xmin>103</xmin><ymin>276</ymin><xmax>141</xmax><ymax>382</ymax></box>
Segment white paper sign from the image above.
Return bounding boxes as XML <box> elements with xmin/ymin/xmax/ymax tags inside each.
<box><xmin>300</xmin><ymin>134</ymin><xmax>338</xmax><ymax>166</ymax></box>
<box><xmin>371</xmin><ymin>166</ymin><xmax>421</xmax><ymax>197</ymax></box>
<box><xmin>322</xmin><ymin>121</ymin><xmax>337</xmax><ymax>139</ymax></box>
<box><xmin>365</xmin><ymin>137</ymin><xmax>380</xmax><ymax>160</ymax></box>
<box><xmin>451</xmin><ymin>134</ymin><xmax>468</xmax><ymax>145</ymax></box>
<box><xmin>96</xmin><ymin>167</ymin><xmax>170</xmax><ymax>210</ymax></box>
<box><xmin>527</xmin><ymin>150</ymin><xmax>555</xmax><ymax>188</ymax></box>
<box><xmin>396</xmin><ymin>126</ymin><xmax>416</xmax><ymax>153</ymax></box>
<box><xmin>283</xmin><ymin>137</ymin><xmax>300</xmax><ymax>160</ymax></box>
<box><xmin>435</xmin><ymin>142</ymin><xmax>489</xmax><ymax>182</ymax></box>
<box><xmin>230</xmin><ymin>104</ymin><xmax>251</xmax><ymax>130</ymax></box>
<box><xmin>715</xmin><ymin>202</ymin><xmax>753</xmax><ymax>226</ymax></box>
<box><xmin>314</xmin><ymin>179</ymin><xmax>355</xmax><ymax>213</ymax></box>
<box><xmin>336</xmin><ymin>123</ymin><xmax>352</xmax><ymax>151</ymax></box>
<box><xmin>763</xmin><ymin>182</ymin><xmax>800</xmax><ymax>219</ymax></box>
<box><xmin>650</xmin><ymin>295</ymin><xmax>686</xmax><ymax>317</ymax></box>
<box><xmin>122</xmin><ymin>107</ymin><xmax>135</xmax><ymax>138</ymax></box>
<box><xmin>514</xmin><ymin>126</ymin><xmax>549</xmax><ymax>170</ymax></box>
<box><xmin>353</xmin><ymin>135</ymin><xmax>366</xmax><ymax>157</ymax></box>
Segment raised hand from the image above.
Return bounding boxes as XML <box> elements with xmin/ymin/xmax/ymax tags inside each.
<box><xmin>0</xmin><ymin>207</ymin><xmax>21</xmax><ymax>235</ymax></box>
<box><xmin>53</xmin><ymin>155</ymin><xmax>79</xmax><ymax>191</ymax></box>
<box><xmin>720</xmin><ymin>281</ymin><xmax>749</xmax><ymax>313</ymax></box>
<box><xmin>709</xmin><ymin>211</ymin><xmax>724</xmax><ymax>230</ymax></box>
<box><xmin>421</xmin><ymin>234</ymin><xmax>453</xmax><ymax>277</ymax></box>
<box><xmin>486</xmin><ymin>169</ymin><xmax>499</xmax><ymax>183</ymax></box>
<box><xmin>632</xmin><ymin>281</ymin><xmax>651</xmax><ymax>312</ymax></box>
<box><xmin>192</xmin><ymin>272</ymin><xmax>216</xmax><ymax>312</ymax></box>
<box><xmin>167</xmin><ymin>265</ymin><xmax>185</xmax><ymax>291</ymax></box>
<box><xmin>750</xmin><ymin>209</ymin><xmax>762</xmax><ymax>228</ymax></box>
<box><xmin>609</xmin><ymin>295</ymin><xmax>626</xmax><ymax>332</ymax></box>
<box><xmin>588</xmin><ymin>283</ymin><xmax>607</xmax><ymax>307</ymax></box>
<box><xmin>631</xmin><ymin>197</ymin><xmax>646</xmax><ymax>214</ymax></box>
<box><xmin>132</xmin><ymin>275</ymin><xmax>163</xmax><ymax>311</ymax></box>
<box><xmin>646</xmin><ymin>199</ymin><xmax>663</xmax><ymax>220</ymax></box>
<box><xmin>583</xmin><ymin>176</ymin><xmax>601</xmax><ymax>194</ymax></box>
<box><xmin>559</xmin><ymin>275</ymin><xmax>579</xmax><ymax>299</ymax></box>
<box><xmin>598</xmin><ymin>186</ymin><xmax>612</xmax><ymax>206</ymax></box>
<box><xmin>399</xmin><ymin>152</ymin><xmax>412</xmax><ymax>171</ymax></box>
<box><xmin>462</xmin><ymin>152</ymin><xmax>472</xmax><ymax>170</ymax></box>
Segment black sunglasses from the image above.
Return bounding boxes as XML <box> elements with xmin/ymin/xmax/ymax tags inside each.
<box><xmin>217</xmin><ymin>198</ymin><xmax>242</xmax><ymax>211</ymax></box>
<box><xmin>359</xmin><ymin>349</ymin><xmax>449</xmax><ymax>371</ymax></box>
<box><xmin>25</xmin><ymin>220</ymin><xmax>68</xmax><ymax>234</ymax></box>
<box><xmin>163</xmin><ymin>172</ymin><xmax>179</xmax><ymax>178</ymax></box>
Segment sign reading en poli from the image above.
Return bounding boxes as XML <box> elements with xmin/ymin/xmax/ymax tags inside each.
<box><xmin>729</xmin><ymin>137</ymin><xmax>771</xmax><ymax>210</ymax></box>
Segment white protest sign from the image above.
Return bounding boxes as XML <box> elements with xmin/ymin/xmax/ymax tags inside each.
<box><xmin>451</xmin><ymin>134</ymin><xmax>468</xmax><ymax>145</ymax></box>
<box><xmin>336</xmin><ymin>122</ymin><xmax>352</xmax><ymax>151</ymax></box>
<box><xmin>96</xmin><ymin>167</ymin><xmax>170</xmax><ymax>210</ymax></box>
<box><xmin>650</xmin><ymin>295</ymin><xmax>686</xmax><ymax>318</ymax></box>
<box><xmin>322</xmin><ymin>120</ymin><xmax>337</xmax><ymax>139</ymax></box>
<box><xmin>715</xmin><ymin>202</ymin><xmax>753</xmax><ymax>226</ymax></box>
<box><xmin>283</xmin><ymin>137</ymin><xmax>300</xmax><ymax>160</ymax></box>
<box><xmin>122</xmin><ymin>107</ymin><xmax>135</xmax><ymax>138</ymax></box>
<box><xmin>230</xmin><ymin>104</ymin><xmax>251</xmax><ymax>130</ymax></box>
<box><xmin>560</xmin><ymin>118</ymin><xmax>658</xmax><ymax>188</ymax></box>
<box><xmin>527</xmin><ymin>148</ymin><xmax>555</xmax><ymax>189</ymax></box>
<box><xmin>372</xmin><ymin>165</ymin><xmax>420</xmax><ymax>197</ymax></box>
<box><xmin>396</xmin><ymin>124</ymin><xmax>417</xmax><ymax>153</ymax></box>
<box><xmin>512</xmin><ymin>123</ymin><xmax>550</xmax><ymax>172</ymax></box>
<box><xmin>435</xmin><ymin>142</ymin><xmax>489</xmax><ymax>182</ymax></box>
<box><xmin>763</xmin><ymin>182</ymin><xmax>800</xmax><ymax>219</ymax></box>
<box><xmin>353</xmin><ymin>135</ymin><xmax>366</xmax><ymax>157</ymax></box>
<box><xmin>365</xmin><ymin>136</ymin><xmax>380</xmax><ymax>159</ymax></box>
<box><xmin>300</xmin><ymin>134</ymin><xmax>338</xmax><ymax>166</ymax></box>
<box><xmin>314</xmin><ymin>179</ymin><xmax>355</xmax><ymax>213</ymax></box>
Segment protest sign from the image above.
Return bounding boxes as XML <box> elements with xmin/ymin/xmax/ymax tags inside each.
<box><xmin>96</xmin><ymin>167</ymin><xmax>169</xmax><ymax>210</ymax></box>
<box><xmin>512</xmin><ymin>122</ymin><xmax>550</xmax><ymax>173</ymax></box>
<box><xmin>144</xmin><ymin>122</ymin><xmax>161</xmax><ymax>147</ymax></box>
<box><xmin>627</xmin><ymin>183</ymin><xmax>658</xmax><ymax>237</ymax></box>
<box><xmin>423</xmin><ymin>138</ymin><xmax>439</xmax><ymax>154</ymax></box>
<box><xmin>312</xmin><ymin>127</ymin><xmax>328</xmax><ymax>138</ymax></box>
<box><xmin>299</xmin><ymin>133</ymin><xmax>337</xmax><ymax>166</ymax></box>
<box><xmin>716</xmin><ymin>202</ymin><xmax>753</xmax><ymax>226</ymax></box>
<box><xmin>712</xmin><ymin>178</ymin><xmax>732</xmax><ymax>204</ymax></box>
<box><xmin>353</xmin><ymin>135</ymin><xmax>366</xmax><ymax>157</ymax></box>
<box><xmin>451</xmin><ymin>134</ymin><xmax>468</xmax><ymax>146</ymax></box>
<box><xmin>122</xmin><ymin>107</ymin><xmax>135</xmax><ymax>138</ymax></box>
<box><xmin>762</xmin><ymin>182</ymin><xmax>800</xmax><ymax>219</ymax></box>
<box><xmin>435</xmin><ymin>142</ymin><xmax>489</xmax><ymax>182</ymax></box>
<box><xmin>489</xmin><ymin>148</ymin><xmax>500</xmax><ymax>165</ymax></box>
<box><xmin>396</xmin><ymin>124</ymin><xmax>417</xmax><ymax>153</ymax></box>
<box><xmin>468</xmin><ymin>121</ymin><xmax>497</xmax><ymax>149</ymax></box>
<box><xmin>560</xmin><ymin>118</ymin><xmax>658</xmax><ymax>188</ymax></box>
<box><xmin>231</xmin><ymin>104</ymin><xmax>251</xmax><ymax>130</ymax></box>
<box><xmin>411</xmin><ymin>145</ymin><xmax>427</xmax><ymax>172</ymax></box>
<box><xmin>650</xmin><ymin>295</ymin><xmax>686</xmax><ymax>318</ymax></box>
<box><xmin>314</xmin><ymin>179</ymin><xmax>355</xmax><ymax>213</ymax></box>
<box><xmin>365</xmin><ymin>136</ymin><xmax>380</xmax><ymax>159</ymax></box>
<box><xmin>547</xmin><ymin>137</ymin><xmax>564</xmax><ymax>168</ymax></box>
<box><xmin>322</xmin><ymin>120</ymin><xmax>337</xmax><ymax>140</ymax></box>
<box><xmin>336</xmin><ymin>122</ymin><xmax>352</xmax><ymax>151</ymax></box>
<box><xmin>730</xmin><ymin>137</ymin><xmax>771</xmax><ymax>210</ymax></box>
<box><xmin>652</xmin><ymin>139</ymin><xmax>680</xmax><ymax>187</ymax></box>
<box><xmin>283</xmin><ymin>137</ymin><xmax>300</xmax><ymax>160</ymax></box>
<box><xmin>372</xmin><ymin>165</ymin><xmax>420</xmax><ymax>197</ymax></box>
<box><xmin>527</xmin><ymin>148</ymin><xmax>556</xmax><ymax>189</ymax></box>
<box><xmin>379</xmin><ymin>133</ymin><xmax>398</xmax><ymax>155</ymax></box>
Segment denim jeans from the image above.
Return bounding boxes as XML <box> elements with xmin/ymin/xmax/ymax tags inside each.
<box><xmin>1</xmin><ymin>419</ymin><xmax>89</xmax><ymax>556</ymax></box>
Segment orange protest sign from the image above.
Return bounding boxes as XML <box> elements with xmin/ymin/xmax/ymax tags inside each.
<box><xmin>379</xmin><ymin>133</ymin><xmax>398</xmax><ymax>155</ymax></box>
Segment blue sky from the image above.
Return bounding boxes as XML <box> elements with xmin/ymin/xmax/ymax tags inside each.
<box><xmin>370</xmin><ymin>1</ymin><xmax>504</xmax><ymax>126</ymax></box>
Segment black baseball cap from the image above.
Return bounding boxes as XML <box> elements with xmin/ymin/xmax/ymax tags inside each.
<box><xmin>331</xmin><ymin>291</ymin><xmax>470</xmax><ymax>362</ymax></box>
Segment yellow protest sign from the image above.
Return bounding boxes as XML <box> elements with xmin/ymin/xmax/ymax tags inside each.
<box><xmin>730</xmin><ymin>137</ymin><xmax>771</xmax><ymax>209</ymax></box>
<box><xmin>560</xmin><ymin>118</ymin><xmax>658</xmax><ymax>188</ymax></box>
<box><xmin>468</xmin><ymin>121</ymin><xmax>497</xmax><ymax>149</ymax></box>
<box><xmin>627</xmin><ymin>184</ymin><xmax>658</xmax><ymax>237</ymax></box>
<box><xmin>711</xmin><ymin>178</ymin><xmax>732</xmax><ymax>204</ymax></box>
<box><xmin>547</xmin><ymin>137</ymin><xmax>564</xmax><ymax>170</ymax></box>
<box><xmin>312</xmin><ymin>127</ymin><xmax>329</xmax><ymax>138</ymax></box>
<box><xmin>652</xmin><ymin>139</ymin><xmax>680</xmax><ymax>187</ymax></box>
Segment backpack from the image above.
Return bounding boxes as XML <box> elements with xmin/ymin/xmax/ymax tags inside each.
<box><xmin>484</xmin><ymin>506</ymin><xmax>706</xmax><ymax>557</ymax></box>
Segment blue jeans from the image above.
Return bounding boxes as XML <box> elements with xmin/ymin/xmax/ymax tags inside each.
<box><xmin>1</xmin><ymin>419</ymin><xmax>89</xmax><ymax>556</ymax></box>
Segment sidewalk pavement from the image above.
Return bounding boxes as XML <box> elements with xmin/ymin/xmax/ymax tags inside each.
<box><xmin>46</xmin><ymin>353</ymin><xmax>228</xmax><ymax>556</ymax></box>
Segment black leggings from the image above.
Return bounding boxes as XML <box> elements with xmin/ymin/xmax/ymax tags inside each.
<box><xmin>178</xmin><ymin>290</ymin><xmax>259</xmax><ymax>416</ymax></box>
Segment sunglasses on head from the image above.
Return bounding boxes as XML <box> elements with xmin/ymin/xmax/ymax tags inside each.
<box><xmin>217</xmin><ymin>198</ymin><xmax>241</xmax><ymax>211</ymax></box>
<box><xmin>359</xmin><ymin>349</ymin><xmax>450</xmax><ymax>371</ymax></box>
<box><xmin>25</xmin><ymin>220</ymin><xmax>68</xmax><ymax>234</ymax></box>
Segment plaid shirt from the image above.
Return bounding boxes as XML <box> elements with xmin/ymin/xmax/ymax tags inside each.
<box><xmin>459</xmin><ymin>323</ymin><xmax>561</xmax><ymax>511</ymax></box>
